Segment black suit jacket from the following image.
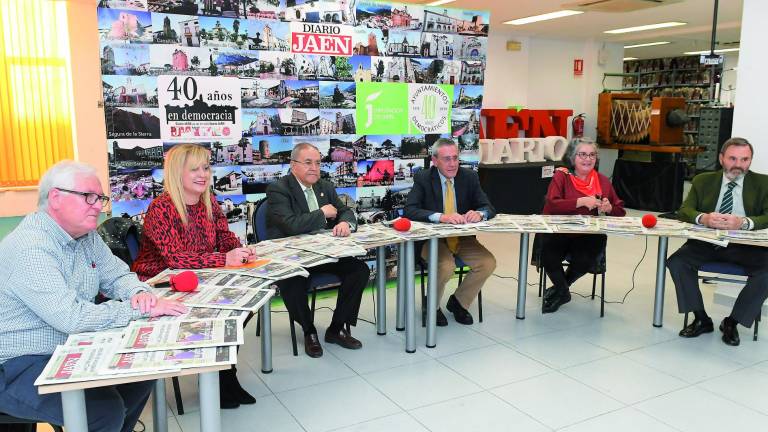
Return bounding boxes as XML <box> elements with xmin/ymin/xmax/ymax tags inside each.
<box><xmin>405</xmin><ymin>166</ymin><xmax>496</xmax><ymax>222</ymax></box>
<box><xmin>266</xmin><ymin>174</ymin><xmax>356</xmax><ymax>239</ymax></box>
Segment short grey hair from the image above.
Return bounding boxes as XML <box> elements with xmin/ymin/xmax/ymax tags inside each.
<box><xmin>563</xmin><ymin>138</ymin><xmax>599</xmax><ymax>169</ymax></box>
<box><xmin>290</xmin><ymin>142</ymin><xmax>321</xmax><ymax>161</ymax></box>
<box><xmin>38</xmin><ymin>160</ymin><xmax>98</xmax><ymax>211</ymax></box>
<box><xmin>430</xmin><ymin>138</ymin><xmax>458</xmax><ymax>156</ymax></box>
<box><xmin>720</xmin><ymin>137</ymin><xmax>753</xmax><ymax>156</ymax></box>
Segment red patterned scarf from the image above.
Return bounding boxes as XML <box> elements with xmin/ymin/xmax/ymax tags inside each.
<box><xmin>556</xmin><ymin>167</ymin><xmax>603</xmax><ymax>197</ymax></box>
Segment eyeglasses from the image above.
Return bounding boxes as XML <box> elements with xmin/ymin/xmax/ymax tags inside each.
<box><xmin>576</xmin><ymin>152</ymin><xmax>598</xmax><ymax>160</ymax></box>
<box><xmin>437</xmin><ymin>156</ymin><xmax>459</xmax><ymax>163</ymax></box>
<box><xmin>56</xmin><ymin>188</ymin><xmax>110</xmax><ymax>207</ymax></box>
<box><xmin>291</xmin><ymin>159</ymin><xmax>321</xmax><ymax>168</ymax></box>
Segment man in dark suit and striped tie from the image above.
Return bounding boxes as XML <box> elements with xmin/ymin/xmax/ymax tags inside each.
<box><xmin>667</xmin><ymin>137</ymin><xmax>768</xmax><ymax>346</ymax></box>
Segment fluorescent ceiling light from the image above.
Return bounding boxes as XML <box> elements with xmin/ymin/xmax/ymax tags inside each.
<box><xmin>426</xmin><ymin>0</ymin><xmax>456</xmax><ymax>6</ymax></box>
<box><xmin>504</xmin><ymin>10</ymin><xmax>583</xmax><ymax>25</ymax></box>
<box><xmin>623</xmin><ymin>57</ymin><xmax>639</xmax><ymax>61</ymax></box>
<box><xmin>624</xmin><ymin>41</ymin><xmax>670</xmax><ymax>49</ymax></box>
<box><xmin>605</xmin><ymin>22</ymin><xmax>687</xmax><ymax>34</ymax></box>
<box><xmin>683</xmin><ymin>47</ymin><xmax>740</xmax><ymax>55</ymax></box>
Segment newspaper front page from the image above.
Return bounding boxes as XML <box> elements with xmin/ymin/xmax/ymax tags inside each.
<box><xmin>117</xmin><ymin>318</ymin><xmax>244</xmax><ymax>353</ymax></box>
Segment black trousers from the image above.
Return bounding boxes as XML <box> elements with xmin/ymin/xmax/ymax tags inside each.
<box><xmin>541</xmin><ymin>234</ymin><xmax>607</xmax><ymax>292</ymax></box>
<box><xmin>667</xmin><ymin>239</ymin><xmax>768</xmax><ymax>327</ymax></box>
<box><xmin>278</xmin><ymin>257</ymin><xmax>370</xmax><ymax>334</ymax></box>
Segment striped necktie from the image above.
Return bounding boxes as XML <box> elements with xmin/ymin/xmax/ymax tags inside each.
<box><xmin>718</xmin><ymin>181</ymin><xmax>737</xmax><ymax>214</ymax></box>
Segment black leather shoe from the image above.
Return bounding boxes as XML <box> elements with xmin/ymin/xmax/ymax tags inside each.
<box><xmin>679</xmin><ymin>318</ymin><xmax>714</xmax><ymax>338</ymax></box>
<box><xmin>720</xmin><ymin>318</ymin><xmax>741</xmax><ymax>346</ymax></box>
<box><xmin>325</xmin><ymin>327</ymin><xmax>363</xmax><ymax>349</ymax></box>
<box><xmin>446</xmin><ymin>295</ymin><xmax>474</xmax><ymax>325</ymax></box>
<box><xmin>304</xmin><ymin>333</ymin><xmax>324</xmax><ymax>358</ymax></box>
<box><xmin>220</xmin><ymin>391</ymin><xmax>240</xmax><ymax>409</ymax></box>
<box><xmin>542</xmin><ymin>290</ymin><xmax>571</xmax><ymax>314</ymax></box>
<box><xmin>436</xmin><ymin>308</ymin><xmax>448</xmax><ymax>327</ymax></box>
<box><xmin>543</xmin><ymin>287</ymin><xmax>560</xmax><ymax>302</ymax></box>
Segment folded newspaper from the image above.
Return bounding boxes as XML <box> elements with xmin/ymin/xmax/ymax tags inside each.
<box><xmin>152</xmin><ymin>286</ymin><xmax>273</xmax><ymax>311</ymax></box>
<box><xmin>104</xmin><ymin>346</ymin><xmax>236</xmax><ymax>375</ymax></box>
<box><xmin>34</xmin><ymin>344</ymin><xmax>179</xmax><ymax>386</ymax></box>
<box><xmin>117</xmin><ymin>318</ymin><xmax>244</xmax><ymax>353</ymax></box>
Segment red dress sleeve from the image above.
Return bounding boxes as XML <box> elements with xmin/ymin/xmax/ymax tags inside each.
<box><xmin>131</xmin><ymin>194</ymin><xmax>241</xmax><ymax>280</ymax></box>
<box><xmin>543</xmin><ymin>171</ymin><xmax>581</xmax><ymax>215</ymax></box>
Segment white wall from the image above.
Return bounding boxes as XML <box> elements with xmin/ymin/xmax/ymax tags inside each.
<box><xmin>733</xmin><ymin>0</ymin><xmax>768</xmax><ymax>174</ymax></box>
<box><xmin>482</xmin><ymin>32</ymin><xmax>624</xmax><ymax>175</ymax></box>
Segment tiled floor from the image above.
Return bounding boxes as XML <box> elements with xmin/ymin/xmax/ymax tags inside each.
<box><xmin>138</xmin><ymin>211</ymin><xmax>768</xmax><ymax>432</ymax></box>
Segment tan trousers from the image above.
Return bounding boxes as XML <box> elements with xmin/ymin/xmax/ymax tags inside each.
<box><xmin>422</xmin><ymin>236</ymin><xmax>496</xmax><ymax>309</ymax></box>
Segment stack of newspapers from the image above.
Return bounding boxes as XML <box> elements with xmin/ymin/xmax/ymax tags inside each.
<box><xmin>34</xmin><ymin>270</ymin><xmax>276</xmax><ymax>386</ymax></box>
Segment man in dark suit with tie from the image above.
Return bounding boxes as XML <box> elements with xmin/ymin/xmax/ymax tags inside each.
<box><xmin>668</xmin><ymin>137</ymin><xmax>768</xmax><ymax>346</ymax></box>
<box><xmin>405</xmin><ymin>138</ymin><xmax>497</xmax><ymax>326</ymax></box>
<box><xmin>266</xmin><ymin>142</ymin><xmax>370</xmax><ymax>357</ymax></box>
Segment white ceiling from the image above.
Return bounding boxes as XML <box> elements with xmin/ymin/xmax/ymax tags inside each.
<box><xmin>403</xmin><ymin>0</ymin><xmax>743</xmax><ymax>59</ymax></box>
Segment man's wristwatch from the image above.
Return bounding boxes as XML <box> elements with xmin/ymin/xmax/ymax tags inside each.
<box><xmin>741</xmin><ymin>217</ymin><xmax>750</xmax><ymax>230</ymax></box>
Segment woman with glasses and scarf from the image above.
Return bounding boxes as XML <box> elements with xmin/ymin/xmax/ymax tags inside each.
<box><xmin>131</xmin><ymin>144</ymin><xmax>257</xmax><ymax>409</ymax></box>
<box><xmin>540</xmin><ymin>138</ymin><xmax>625</xmax><ymax>314</ymax></box>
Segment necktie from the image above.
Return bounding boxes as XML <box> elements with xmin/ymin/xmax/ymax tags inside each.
<box><xmin>305</xmin><ymin>187</ymin><xmax>319</xmax><ymax>212</ymax></box>
<box><xmin>443</xmin><ymin>179</ymin><xmax>459</xmax><ymax>253</ymax></box>
<box><xmin>718</xmin><ymin>181</ymin><xmax>737</xmax><ymax>214</ymax></box>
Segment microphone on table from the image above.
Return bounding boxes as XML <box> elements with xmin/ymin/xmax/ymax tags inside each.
<box><xmin>392</xmin><ymin>217</ymin><xmax>412</xmax><ymax>232</ymax></box>
<box><xmin>642</xmin><ymin>214</ymin><xmax>658</xmax><ymax>228</ymax></box>
<box><xmin>154</xmin><ymin>271</ymin><xmax>199</xmax><ymax>292</ymax></box>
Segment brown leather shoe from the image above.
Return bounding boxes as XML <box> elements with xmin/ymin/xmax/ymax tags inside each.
<box><xmin>325</xmin><ymin>327</ymin><xmax>363</xmax><ymax>350</ymax></box>
<box><xmin>304</xmin><ymin>333</ymin><xmax>323</xmax><ymax>358</ymax></box>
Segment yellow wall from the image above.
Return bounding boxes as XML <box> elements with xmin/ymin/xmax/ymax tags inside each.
<box><xmin>0</xmin><ymin>0</ymin><xmax>106</xmax><ymax>217</ymax></box>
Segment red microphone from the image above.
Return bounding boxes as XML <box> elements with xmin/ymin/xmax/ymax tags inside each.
<box><xmin>392</xmin><ymin>217</ymin><xmax>412</xmax><ymax>232</ymax></box>
<box><xmin>641</xmin><ymin>214</ymin><xmax>657</xmax><ymax>228</ymax></box>
<box><xmin>169</xmin><ymin>271</ymin><xmax>198</xmax><ymax>292</ymax></box>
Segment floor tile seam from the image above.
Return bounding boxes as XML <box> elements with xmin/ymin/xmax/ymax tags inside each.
<box><xmin>561</xmin><ymin>365</ymin><xmax>690</xmax><ymax>406</ymax></box>
<box><xmin>416</xmin><ymin>338</ymin><xmax>499</xmax><ymax>359</ymax></box>
<box><xmin>483</xmin><ymin>388</ymin><xmax>557</xmax><ymax>431</ymax></box>
<box><xmin>433</xmin><ymin>351</ymin><xmax>550</xmax><ymax>390</ymax></box>
<box><xmin>322</xmin><ymin>410</ymin><xmax>409</xmax><ymax>432</ymax></box>
<box><xmin>617</xmin><ymin>349</ymin><xmax>737</xmax><ymax>385</ymax></box>
<box><xmin>395</xmin><ymin>387</ymin><xmax>487</xmax><ymax>411</ymax></box>
<box><xmin>349</xmin><ymin>354</ymin><xmax>434</xmax><ymax>377</ymax></box>
<box><xmin>693</xmin><ymin>371</ymin><xmax>768</xmax><ymax>417</ymax></box>
<box><xmin>355</xmin><ymin>364</ymin><xmax>461</xmax><ymax>412</ymax></box>
<box><xmin>268</xmin><ymin>368</ymin><xmax>360</xmax><ymax>395</ymax></box>
<box><xmin>269</xmin><ymin>392</ymin><xmax>313</xmax><ymax>432</ymax></box>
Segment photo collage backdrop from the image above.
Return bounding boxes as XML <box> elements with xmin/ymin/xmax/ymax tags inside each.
<box><xmin>100</xmin><ymin>0</ymin><xmax>488</xmax><ymax>245</ymax></box>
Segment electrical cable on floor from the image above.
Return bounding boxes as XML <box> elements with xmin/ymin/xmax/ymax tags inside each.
<box><xmin>569</xmin><ymin>235</ymin><xmax>648</xmax><ymax>304</ymax></box>
<box><xmin>133</xmin><ymin>419</ymin><xmax>145</xmax><ymax>432</ymax></box>
<box><xmin>492</xmin><ymin>273</ymin><xmax>539</xmax><ymax>286</ymax></box>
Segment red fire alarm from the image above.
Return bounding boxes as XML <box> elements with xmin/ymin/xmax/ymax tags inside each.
<box><xmin>573</xmin><ymin>59</ymin><xmax>584</xmax><ymax>76</ymax></box>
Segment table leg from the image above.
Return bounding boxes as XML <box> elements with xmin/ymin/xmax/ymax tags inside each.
<box><xmin>405</xmin><ymin>240</ymin><xmax>416</xmax><ymax>353</ymax></box>
<box><xmin>376</xmin><ymin>245</ymin><xmax>387</xmax><ymax>335</ymax></box>
<box><xmin>260</xmin><ymin>299</ymin><xmax>273</xmax><ymax>373</ymax></box>
<box><xmin>396</xmin><ymin>242</ymin><xmax>406</xmax><ymax>331</ymax></box>
<box><xmin>516</xmin><ymin>233</ymin><xmax>530</xmax><ymax>320</ymax></box>
<box><xmin>198</xmin><ymin>372</ymin><xmax>221</xmax><ymax>432</ymax></box>
<box><xmin>653</xmin><ymin>236</ymin><xmax>669</xmax><ymax>328</ymax></box>
<box><xmin>61</xmin><ymin>389</ymin><xmax>88</xmax><ymax>432</ymax></box>
<box><xmin>153</xmin><ymin>379</ymin><xmax>168</xmax><ymax>432</ymax></box>
<box><xmin>426</xmin><ymin>237</ymin><xmax>438</xmax><ymax>348</ymax></box>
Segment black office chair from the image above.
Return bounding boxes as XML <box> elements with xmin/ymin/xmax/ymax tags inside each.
<box><xmin>97</xmin><ymin>217</ymin><xmax>186</xmax><ymax>415</ymax></box>
<box><xmin>531</xmin><ymin>233</ymin><xmax>607</xmax><ymax>317</ymax></box>
<box><xmin>684</xmin><ymin>262</ymin><xmax>761</xmax><ymax>341</ymax></box>
<box><xmin>251</xmin><ymin>199</ymin><xmax>343</xmax><ymax>356</ymax></box>
<box><xmin>0</xmin><ymin>413</ymin><xmax>63</xmax><ymax>432</ymax></box>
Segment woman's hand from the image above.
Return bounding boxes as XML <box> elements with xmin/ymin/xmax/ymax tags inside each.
<box><xmin>576</xmin><ymin>196</ymin><xmax>600</xmax><ymax>210</ymax></box>
<box><xmin>225</xmin><ymin>247</ymin><xmax>255</xmax><ymax>266</ymax></box>
<box><xmin>598</xmin><ymin>198</ymin><xmax>612</xmax><ymax>214</ymax></box>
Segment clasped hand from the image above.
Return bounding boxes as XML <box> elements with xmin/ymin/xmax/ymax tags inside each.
<box><xmin>702</xmin><ymin>212</ymin><xmax>743</xmax><ymax>230</ymax></box>
<box><xmin>440</xmin><ymin>210</ymin><xmax>482</xmax><ymax>224</ymax></box>
<box><xmin>577</xmin><ymin>196</ymin><xmax>612</xmax><ymax>214</ymax></box>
